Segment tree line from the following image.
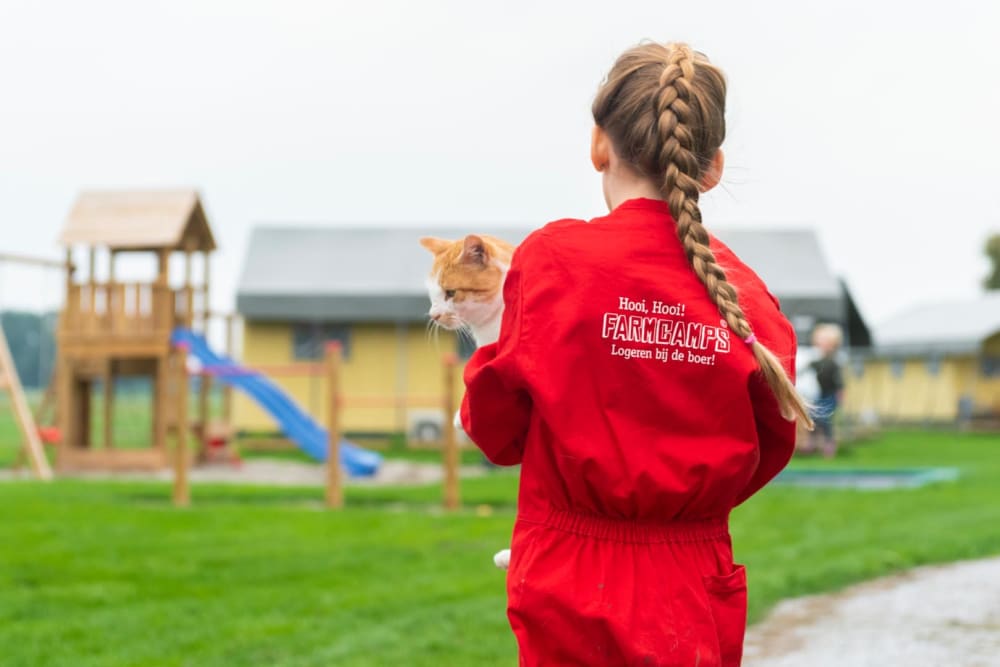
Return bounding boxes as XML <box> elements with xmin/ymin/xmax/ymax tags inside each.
<box><xmin>986</xmin><ymin>234</ymin><xmax>1000</xmax><ymax>290</ymax></box>
<box><xmin>1</xmin><ymin>311</ymin><xmax>57</xmax><ymax>389</ymax></box>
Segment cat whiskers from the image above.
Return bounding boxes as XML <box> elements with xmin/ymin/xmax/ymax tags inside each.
<box><xmin>457</xmin><ymin>323</ymin><xmax>477</xmax><ymax>348</ymax></box>
<box><xmin>425</xmin><ymin>317</ymin><xmax>444</xmax><ymax>348</ymax></box>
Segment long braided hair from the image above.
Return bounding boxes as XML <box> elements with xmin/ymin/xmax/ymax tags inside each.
<box><xmin>592</xmin><ymin>41</ymin><xmax>812</xmax><ymax>426</ymax></box>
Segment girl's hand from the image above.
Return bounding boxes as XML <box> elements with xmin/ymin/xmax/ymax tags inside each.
<box><xmin>494</xmin><ymin>549</ymin><xmax>511</xmax><ymax>569</ymax></box>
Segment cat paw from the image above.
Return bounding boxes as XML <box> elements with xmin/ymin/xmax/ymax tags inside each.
<box><xmin>493</xmin><ymin>548</ymin><xmax>511</xmax><ymax>570</ymax></box>
<box><xmin>453</xmin><ymin>409</ymin><xmax>463</xmax><ymax>431</ymax></box>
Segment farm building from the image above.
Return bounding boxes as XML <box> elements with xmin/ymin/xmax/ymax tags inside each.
<box><xmin>233</xmin><ymin>225</ymin><xmax>866</xmax><ymax>438</ymax></box>
<box><xmin>234</xmin><ymin>226</ymin><xmax>532</xmax><ymax>440</ymax></box>
<box><xmin>842</xmin><ymin>294</ymin><xmax>1000</xmax><ymax>424</ymax></box>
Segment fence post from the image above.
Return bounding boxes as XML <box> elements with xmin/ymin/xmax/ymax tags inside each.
<box><xmin>222</xmin><ymin>314</ymin><xmax>235</xmax><ymax>424</ymax></box>
<box><xmin>325</xmin><ymin>341</ymin><xmax>344</xmax><ymax>509</ymax></box>
<box><xmin>172</xmin><ymin>342</ymin><xmax>191</xmax><ymax>507</ymax></box>
<box><xmin>442</xmin><ymin>353</ymin><xmax>460</xmax><ymax>511</ymax></box>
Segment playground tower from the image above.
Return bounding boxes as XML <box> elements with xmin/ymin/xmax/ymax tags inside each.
<box><xmin>56</xmin><ymin>190</ymin><xmax>215</xmax><ymax>470</ymax></box>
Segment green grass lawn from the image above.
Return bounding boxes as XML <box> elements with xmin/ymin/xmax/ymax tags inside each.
<box><xmin>1</xmin><ymin>430</ymin><xmax>999</xmax><ymax>666</ymax></box>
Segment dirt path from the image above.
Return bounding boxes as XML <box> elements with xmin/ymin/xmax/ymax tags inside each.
<box><xmin>744</xmin><ymin>556</ymin><xmax>1000</xmax><ymax>666</ymax></box>
<box><xmin>1</xmin><ymin>459</ymin><xmax>487</xmax><ymax>487</ymax></box>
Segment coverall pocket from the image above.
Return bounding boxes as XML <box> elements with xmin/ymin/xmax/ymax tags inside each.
<box><xmin>702</xmin><ymin>564</ymin><xmax>748</xmax><ymax>667</ymax></box>
<box><xmin>507</xmin><ymin>525</ymin><xmax>544</xmax><ymax>609</ymax></box>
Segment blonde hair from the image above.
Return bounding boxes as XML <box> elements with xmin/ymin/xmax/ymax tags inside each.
<box><xmin>812</xmin><ymin>323</ymin><xmax>844</xmax><ymax>351</ymax></box>
<box><xmin>593</xmin><ymin>41</ymin><xmax>812</xmax><ymax>426</ymax></box>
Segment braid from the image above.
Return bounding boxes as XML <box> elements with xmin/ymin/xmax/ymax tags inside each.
<box><xmin>655</xmin><ymin>46</ymin><xmax>751</xmax><ymax>339</ymax></box>
<box><xmin>654</xmin><ymin>44</ymin><xmax>813</xmax><ymax>427</ymax></box>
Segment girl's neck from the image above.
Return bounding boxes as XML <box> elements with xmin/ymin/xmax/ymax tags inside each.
<box><xmin>603</xmin><ymin>172</ymin><xmax>665</xmax><ymax>211</ymax></box>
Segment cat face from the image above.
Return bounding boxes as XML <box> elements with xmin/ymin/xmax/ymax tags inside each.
<box><xmin>419</xmin><ymin>234</ymin><xmax>515</xmax><ymax>338</ymax></box>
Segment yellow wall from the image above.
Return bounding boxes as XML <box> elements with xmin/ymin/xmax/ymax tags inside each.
<box><xmin>982</xmin><ymin>334</ymin><xmax>1000</xmax><ymax>413</ymax></box>
<box><xmin>236</xmin><ymin>324</ymin><xmax>1000</xmax><ymax>431</ymax></box>
<box><xmin>844</xmin><ymin>352</ymin><xmax>998</xmax><ymax>423</ymax></box>
<box><xmin>233</xmin><ymin>321</ymin><xmax>463</xmax><ymax>434</ymax></box>
<box><xmin>953</xmin><ymin>357</ymin><xmax>1000</xmax><ymax>415</ymax></box>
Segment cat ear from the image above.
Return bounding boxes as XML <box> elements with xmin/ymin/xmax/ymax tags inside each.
<box><xmin>419</xmin><ymin>237</ymin><xmax>451</xmax><ymax>255</ymax></box>
<box><xmin>460</xmin><ymin>234</ymin><xmax>489</xmax><ymax>267</ymax></box>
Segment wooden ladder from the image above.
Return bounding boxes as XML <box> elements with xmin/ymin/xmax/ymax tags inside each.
<box><xmin>0</xmin><ymin>325</ymin><xmax>53</xmax><ymax>480</ymax></box>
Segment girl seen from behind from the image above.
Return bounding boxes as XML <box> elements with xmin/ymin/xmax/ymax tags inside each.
<box><xmin>461</xmin><ymin>41</ymin><xmax>812</xmax><ymax>666</ymax></box>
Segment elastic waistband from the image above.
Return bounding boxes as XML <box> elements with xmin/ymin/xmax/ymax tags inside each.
<box><xmin>528</xmin><ymin>508</ymin><xmax>729</xmax><ymax>545</ymax></box>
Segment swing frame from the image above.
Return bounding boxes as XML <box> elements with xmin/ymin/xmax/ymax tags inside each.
<box><xmin>0</xmin><ymin>252</ymin><xmax>69</xmax><ymax>480</ymax></box>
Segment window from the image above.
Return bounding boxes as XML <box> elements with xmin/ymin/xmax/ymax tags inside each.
<box><xmin>890</xmin><ymin>359</ymin><xmax>904</xmax><ymax>378</ymax></box>
<box><xmin>851</xmin><ymin>357</ymin><xmax>865</xmax><ymax>378</ymax></box>
<box><xmin>292</xmin><ymin>323</ymin><xmax>351</xmax><ymax>360</ymax></box>
<box><xmin>982</xmin><ymin>357</ymin><xmax>1000</xmax><ymax>378</ymax></box>
<box><xmin>926</xmin><ymin>355</ymin><xmax>941</xmax><ymax>376</ymax></box>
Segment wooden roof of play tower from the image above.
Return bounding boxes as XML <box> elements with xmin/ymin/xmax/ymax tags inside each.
<box><xmin>59</xmin><ymin>190</ymin><xmax>216</xmax><ymax>252</ymax></box>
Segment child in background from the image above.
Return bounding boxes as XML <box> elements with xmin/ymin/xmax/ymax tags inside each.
<box><xmin>461</xmin><ymin>41</ymin><xmax>812</xmax><ymax>666</ymax></box>
<box><xmin>808</xmin><ymin>323</ymin><xmax>845</xmax><ymax>458</ymax></box>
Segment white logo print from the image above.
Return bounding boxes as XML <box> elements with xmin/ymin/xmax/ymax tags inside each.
<box><xmin>602</xmin><ymin>296</ymin><xmax>731</xmax><ymax>366</ymax></box>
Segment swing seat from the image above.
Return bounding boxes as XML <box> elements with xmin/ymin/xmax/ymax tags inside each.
<box><xmin>38</xmin><ymin>426</ymin><xmax>62</xmax><ymax>445</ymax></box>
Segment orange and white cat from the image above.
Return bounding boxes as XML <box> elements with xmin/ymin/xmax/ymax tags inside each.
<box><xmin>421</xmin><ymin>233</ymin><xmax>517</xmax><ymax>570</ymax></box>
<box><xmin>419</xmin><ymin>234</ymin><xmax>516</xmax><ymax>347</ymax></box>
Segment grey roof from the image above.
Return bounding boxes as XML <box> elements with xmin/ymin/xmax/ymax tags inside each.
<box><xmin>715</xmin><ymin>229</ymin><xmax>841</xmax><ymax>299</ymax></box>
<box><xmin>873</xmin><ymin>294</ymin><xmax>1000</xmax><ymax>356</ymax></box>
<box><xmin>237</xmin><ymin>226</ymin><xmax>535</xmax><ymax>322</ymax></box>
<box><xmin>237</xmin><ymin>225</ymin><xmax>845</xmax><ymax>324</ymax></box>
<box><xmin>716</xmin><ymin>229</ymin><xmax>846</xmax><ymax>334</ymax></box>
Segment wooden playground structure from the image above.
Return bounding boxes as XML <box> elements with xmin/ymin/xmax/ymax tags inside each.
<box><xmin>1</xmin><ymin>189</ymin><xmax>467</xmax><ymax>511</ymax></box>
<box><xmin>56</xmin><ymin>190</ymin><xmax>218</xmax><ymax>471</ymax></box>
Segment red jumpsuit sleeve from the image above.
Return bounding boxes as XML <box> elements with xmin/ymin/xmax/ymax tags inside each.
<box><xmin>459</xmin><ymin>243</ymin><xmax>533</xmax><ymax>466</ymax></box>
<box><xmin>735</xmin><ymin>319</ymin><xmax>799</xmax><ymax>505</ymax></box>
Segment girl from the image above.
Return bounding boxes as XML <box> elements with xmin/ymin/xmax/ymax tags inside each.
<box><xmin>460</xmin><ymin>41</ymin><xmax>811</xmax><ymax>666</ymax></box>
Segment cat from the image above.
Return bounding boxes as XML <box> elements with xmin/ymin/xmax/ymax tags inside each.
<box><xmin>420</xmin><ymin>233</ymin><xmax>516</xmax><ymax>570</ymax></box>
<box><xmin>418</xmin><ymin>234</ymin><xmax>515</xmax><ymax>346</ymax></box>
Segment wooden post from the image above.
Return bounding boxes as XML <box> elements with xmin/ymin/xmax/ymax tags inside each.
<box><xmin>201</xmin><ymin>251</ymin><xmax>211</xmax><ymax>329</ymax></box>
<box><xmin>442</xmin><ymin>353</ymin><xmax>460</xmax><ymax>511</ymax></box>
<box><xmin>222</xmin><ymin>314</ymin><xmax>234</xmax><ymax>423</ymax></box>
<box><xmin>198</xmin><ymin>373</ymin><xmax>211</xmax><ymax>447</ymax></box>
<box><xmin>183</xmin><ymin>243</ymin><xmax>194</xmax><ymax>328</ymax></box>
<box><xmin>103</xmin><ymin>360</ymin><xmax>114</xmax><ymax>449</ymax></box>
<box><xmin>80</xmin><ymin>379</ymin><xmax>92</xmax><ymax>448</ymax></box>
<box><xmin>108</xmin><ymin>251</ymin><xmax>122</xmax><ymax>333</ymax></box>
<box><xmin>105</xmin><ymin>250</ymin><xmax>117</xmax><ymax>442</ymax></box>
<box><xmin>157</xmin><ymin>248</ymin><xmax>169</xmax><ymax>284</ymax></box>
<box><xmin>325</xmin><ymin>341</ymin><xmax>344</xmax><ymax>509</ymax></box>
<box><xmin>197</xmin><ymin>252</ymin><xmax>211</xmax><ymax>444</ymax></box>
<box><xmin>155</xmin><ymin>248</ymin><xmax>169</xmax><ymax>332</ymax></box>
<box><xmin>87</xmin><ymin>247</ymin><xmax>97</xmax><ymax>332</ymax></box>
<box><xmin>153</xmin><ymin>356</ymin><xmax>167</xmax><ymax>452</ymax></box>
<box><xmin>173</xmin><ymin>343</ymin><xmax>190</xmax><ymax>507</ymax></box>
<box><xmin>65</xmin><ymin>248</ymin><xmax>74</xmax><ymax>293</ymax></box>
<box><xmin>56</xmin><ymin>248</ymin><xmax>74</xmax><ymax>465</ymax></box>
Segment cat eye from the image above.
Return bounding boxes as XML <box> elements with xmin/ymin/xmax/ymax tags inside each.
<box><xmin>444</xmin><ymin>290</ymin><xmax>456</xmax><ymax>299</ymax></box>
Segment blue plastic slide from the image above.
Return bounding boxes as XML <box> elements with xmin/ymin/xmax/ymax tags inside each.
<box><xmin>171</xmin><ymin>328</ymin><xmax>381</xmax><ymax>477</ymax></box>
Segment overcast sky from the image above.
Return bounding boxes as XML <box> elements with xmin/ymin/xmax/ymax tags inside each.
<box><xmin>1</xmin><ymin>0</ymin><xmax>997</xmax><ymax>330</ymax></box>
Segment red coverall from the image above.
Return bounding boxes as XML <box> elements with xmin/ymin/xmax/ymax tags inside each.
<box><xmin>461</xmin><ymin>198</ymin><xmax>798</xmax><ymax>667</ymax></box>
